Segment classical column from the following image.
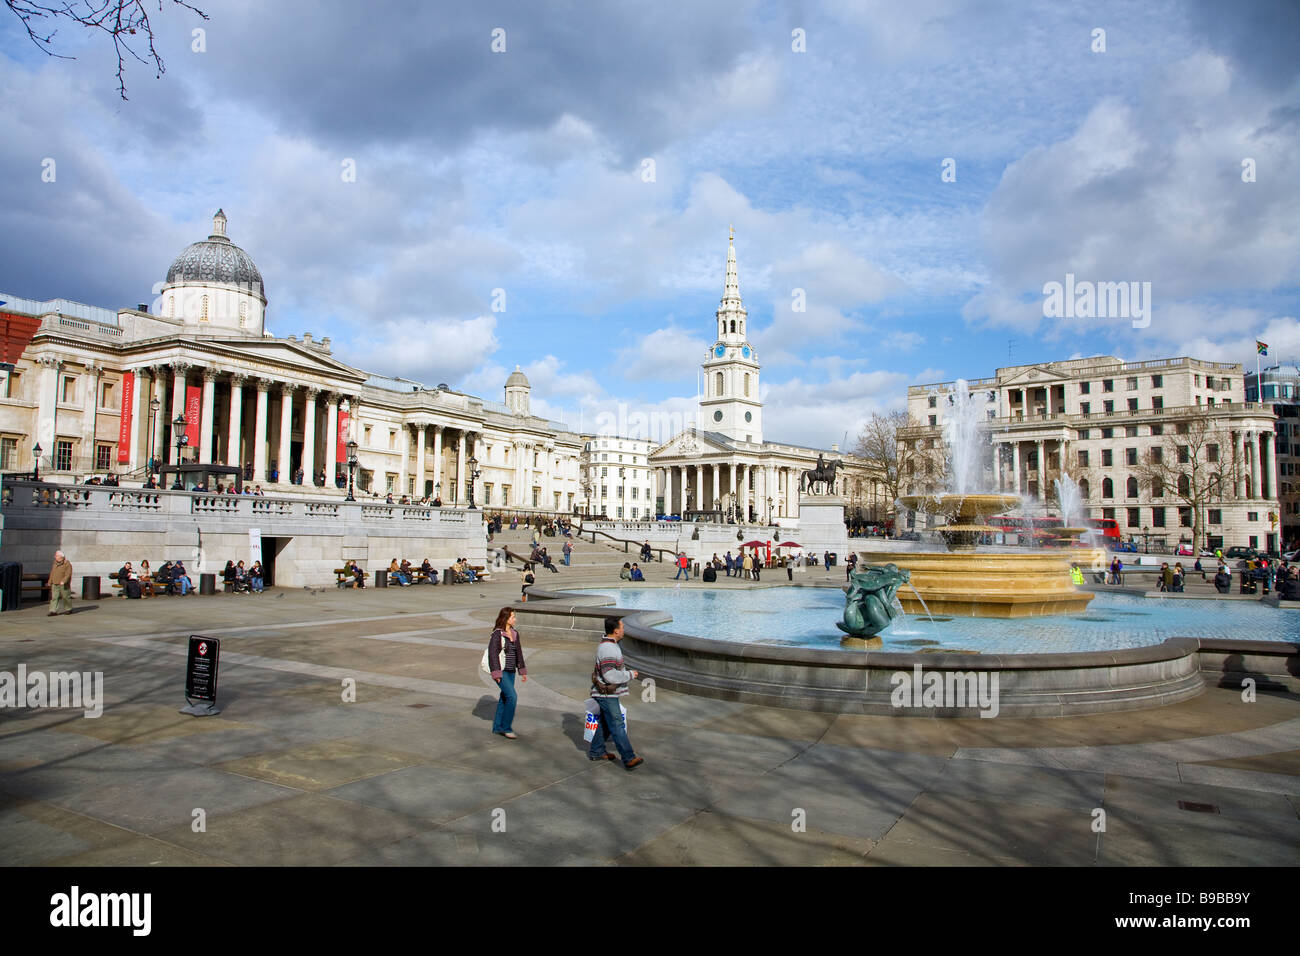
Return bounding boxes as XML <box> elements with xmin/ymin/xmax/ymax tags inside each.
<box><xmin>323</xmin><ymin>392</ymin><xmax>338</xmax><ymax>484</ymax></box>
<box><xmin>678</xmin><ymin>465</ymin><xmax>687</xmax><ymax>515</ymax></box>
<box><xmin>1248</xmin><ymin>431</ymin><xmax>1260</xmax><ymax>499</ymax></box>
<box><xmin>414</xmin><ymin>422</ymin><xmax>426</xmax><ymax>498</ymax></box>
<box><xmin>169</xmin><ymin>362</ymin><xmax>190</xmax><ymax>464</ymax></box>
<box><xmin>1035</xmin><ymin>440</ymin><xmax>1045</xmax><ymax>501</ymax></box>
<box><xmin>1235</xmin><ymin>431</ymin><xmax>1247</xmax><ymax>498</ymax></box>
<box><xmin>227</xmin><ymin>374</ymin><xmax>245</xmax><ymax>468</ymax></box>
<box><xmin>712</xmin><ymin>464</ymin><xmax>721</xmax><ymax>512</ymax></box>
<box><xmin>1261</xmin><ymin>431</ymin><xmax>1273</xmax><ymax>501</ymax></box>
<box><xmin>432</xmin><ymin>425</ymin><xmax>444</xmax><ymax>499</ymax></box>
<box><xmin>695</xmin><ymin>464</ymin><xmax>704</xmax><ymax>512</ymax></box>
<box><xmin>301</xmin><ymin>387</ymin><xmax>318</xmax><ymax>484</ymax></box>
<box><xmin>276</xmin><ymin>384</ymin><xmax>294</xmax><ymax>483</ymax></box>
<box><xmin>397</xmin><ymin>421</ymin><xmax>410</xmax><ymax>495</ymax></box>
<box><xmin>150</xmin><ymin>366</ymin><xmax>168</xmax><ymax>468</ymax></box>
<box><xmin>79</xmin><ymin>361</ymin><xmax>100</xmax><ymax>472</ymax></box>
<box><xmin>994</xmin><ymin>443</ymin><xmax>1004</xmax><ymax>491</ymax></box>
<box><xmin>455</xmin><ymin>431</ymin><xmax>466</xmax><ymax>504</ymax></box>
<box><xmin>1011</xmin><ymin>442</ymin><xmax>1021</xmax><ymax>495</ymax></box>
<box><xmin>199</xmin><ymin>367</ymin><xmax>217</xmax><ymax>464</ymax></box>
<box><xmin>253</xmin><ymin>379</ymin><xmax>270</xmax><ymax>482</ymax></box>
<box><xmin>127</xmin><ymin>366</ymin><xmax>143</xmax><ymax>471</ymax></box>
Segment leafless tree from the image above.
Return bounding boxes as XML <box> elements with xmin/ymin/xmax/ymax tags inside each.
<box><xmin>855</xmin><ymin>410</ymin><xmax>946</xmax><ymax>506</ymax></box>
<box><xmin>1132</xmin><ymin>409</ymin><xmax>1244</xmax><ymax>552</ymax></box>
<box><xmin>5</xmin><ymin>0</ymin><xmax>207</xmax><ymax>99</ymax></box>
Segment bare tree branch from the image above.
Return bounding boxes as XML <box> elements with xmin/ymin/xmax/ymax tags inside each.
<box><xmin>4</xmin><ymin>0</ymin><xmax>208</xmax><ymax>99</ymax></box>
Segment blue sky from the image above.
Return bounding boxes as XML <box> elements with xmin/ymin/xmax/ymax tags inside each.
<box><xmin>1</xmin><ymin>0</ymin><xmax>1297</xmax><ymax>448</ymax></box>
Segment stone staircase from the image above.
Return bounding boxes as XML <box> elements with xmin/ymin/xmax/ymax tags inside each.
<box><xmin>488</xmin><ymin>527</ymin><xmax>673</xmax><ymax>587</ymax></box>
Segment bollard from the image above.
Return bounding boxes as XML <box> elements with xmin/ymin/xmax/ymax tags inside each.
<box><xmin>694</xmin><ymin>561</ymin><xmax>700</xmax><ymax>579</ymax></box>
<box><xmin>446</xmin><ymin>567</ymin><xmax>457</xmax><ymax>586</ymax></box>
<box><xmin>199</xmin><ymin>573</ymin><xmax>216</xmax><ymax>595</ymax></box>
<box><xmin>81</xmin><ymin>576</ymin><xmax>101</xmax><ymax>600</ymax></box>
<box><xmin>375</xmin><ymin>569</ymin><xmax>388</xmax><ymax>588</ymax></box>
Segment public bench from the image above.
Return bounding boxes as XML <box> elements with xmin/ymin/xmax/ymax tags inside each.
<box><xmin>334</xmin><ymin>567</ymin><xmax>368</xmax><ymax>588</ymax></box>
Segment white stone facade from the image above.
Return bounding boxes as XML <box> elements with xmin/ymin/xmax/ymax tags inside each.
<box><xmin>905</xmin><ymin>356</ymin><xmax>1283</xmax><ymax>552</ymax></box>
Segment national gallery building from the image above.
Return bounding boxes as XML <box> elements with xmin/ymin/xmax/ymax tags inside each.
<box><xmin>0</xmin><ymin>214</ymin><xmax>885</xmax><ymax>522</ymax></box>
<box><xmin>0</xmin><ymin>211</ymin><xmax>585</xmax><ymax>511</ymax></box>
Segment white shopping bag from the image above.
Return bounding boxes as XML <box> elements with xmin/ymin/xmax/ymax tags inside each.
<box><xmin>582</xmin><ymin>698</ymin><xmax>628</xmax><ymax>741</ymax></box>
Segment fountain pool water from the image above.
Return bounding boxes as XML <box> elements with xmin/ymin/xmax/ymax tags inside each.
<box><xmin>568</xmin><ymin>587</ymin><xmax>1300</xmax><ymax>655</ymax></box>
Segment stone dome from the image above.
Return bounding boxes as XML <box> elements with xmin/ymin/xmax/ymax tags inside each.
<box><xmin>165</xmin><ymin>210</ymin><xmax>265</xmax><ymax>300</ymax></box>
<box><xmin>506</xmin><ymin>365</ymin><xmax>530</xmax><ymax>388</ymax></box>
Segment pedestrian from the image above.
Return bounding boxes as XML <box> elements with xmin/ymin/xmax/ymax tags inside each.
<box><xmin>846</xmin><ymin>551</ymin><xmax>858</xmax><ymax>581</ymax></box>
<box><xmin>46</xmin><ymin>550</ymin><xmax>73</xmax><ymax>616</ymax></box>
<box><xmin>587</xmin><ymin>616</ymin><xmax>643</xmax><ymax>769</ymax></box>
<box><xmin>486</xmin><ymin>608</ymin><xmax>526</xmax><ymax>740</ymax></box>
<box><xmin>751</xmin><ymin>549</ymin><xmax>761</xmax><ymax>582</ymax></box>
<box><xmin>562</xmin><ymin>539</ymin><xmax>573</xmax><ymax>566</ymax></box>
<box><xmin>674</xmin><ymin>550</ymin><xmax>689</xmax><ymax>580</ymax></box>
<box><xmin>742</xmin><ymin>551</ymin><xmax>752</xmax><ymax>580</ymax></box>
<box><xmin>724</xmin><ymin>550</ymin><xmax>734</xmax><ymax>577</ymax></box>
<box><xmin>520</xmin><ymin>562</ymin><xmax>536</xmax><ymax>601</ymax></box>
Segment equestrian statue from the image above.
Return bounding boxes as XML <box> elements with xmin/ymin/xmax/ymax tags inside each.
<box><xmin>799</xmin><ymin>453</ymin><xmax>843</xmax><ymax>495</ymax></box>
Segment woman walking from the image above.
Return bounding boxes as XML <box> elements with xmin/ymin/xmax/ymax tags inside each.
<box><xmin>487</xmin><ymin>608</ymin><xmax>526</xmax><ymax>739</ymax></box>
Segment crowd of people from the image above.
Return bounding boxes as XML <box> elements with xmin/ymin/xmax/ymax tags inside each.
<box><xmin>114</xmin><ymin>559</ymin><xmax>198</xmax><ymax>597</ymax></box>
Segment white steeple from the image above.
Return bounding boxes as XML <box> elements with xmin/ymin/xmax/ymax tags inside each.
<box><xmin>700</xmin><ymin>228</ymin><xmax>762</xmax><ymax>443</ymax></box>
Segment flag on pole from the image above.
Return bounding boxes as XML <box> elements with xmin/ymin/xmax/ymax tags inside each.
<box><xmin>1256</xmin><ymin>341</ymin><xmax>1268</xmax><ymax>355</ymax></box>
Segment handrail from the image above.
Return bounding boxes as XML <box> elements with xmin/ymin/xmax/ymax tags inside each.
<box><xmin>577</xmin><ymin>522</ymin><xmax>672</xmax><ymax>562</ymax></box>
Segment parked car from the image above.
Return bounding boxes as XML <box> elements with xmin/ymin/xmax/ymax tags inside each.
<box><xmin>1113</xmin><ymin>541</ymin><xmax>1139</xmax><ymax>553</ymax></box>
<box><xmin>1175</xmin><ymin>543</ymin><xmax>1194</xmax><ymax>556</ymax></box>
<box><xmin>1224</xmin><ymin>546</ymin><xmax>1259</xmax><ymax>560</ymax></box>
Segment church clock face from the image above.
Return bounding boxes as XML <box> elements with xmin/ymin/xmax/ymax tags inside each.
<box><xmin>714</xmin><ymin>345</ymin><xmax>725</xmax><ymax>357</ymax></box>
<box><xmin>713</xmin><ymin>410</ymin><xmax>723</xmax><ymax>422</ymax></box>
<box><xmin>745</xmin><ymin>411</ymin><xmax>752</xmax><ymax>422</ymax></box>
<box><xmin>742</xmin><ymin>346</ymin><xmax>751</xmax><ymax>358</ymax></box>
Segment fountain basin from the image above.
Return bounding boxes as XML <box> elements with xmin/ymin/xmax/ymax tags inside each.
<box><xmin>864</xmin><ymin>550</ymin><xmax>1097</xmax><ymax>618</ymax></box>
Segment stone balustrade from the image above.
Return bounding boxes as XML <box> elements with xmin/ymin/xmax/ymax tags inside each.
<box><xmin>0</xmin><ymin>480</ymin><xmax>485</xmax><ymax>589</ymax></box>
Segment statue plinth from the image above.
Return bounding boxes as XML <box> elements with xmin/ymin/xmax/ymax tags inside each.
<box><xmin>796</xmin><ymin>496</ymin><xmax>850</xmax><ymax>560</ymax></box>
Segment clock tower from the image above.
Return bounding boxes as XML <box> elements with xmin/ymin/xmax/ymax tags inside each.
<box><xmin>700</xmin><ymin>229</ymin><xmax>762</xmax><ymax>443</ymax></box>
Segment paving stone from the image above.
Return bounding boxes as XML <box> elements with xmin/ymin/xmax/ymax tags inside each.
<box><xmin>618</xmin><ymin>811</ymin><xmax>878</xmax><ymax>866</ymax></box>
<box><xmin>325</xmin><ymin>764</ymin><xmax>534</xmax><ymax>823</ymax></box>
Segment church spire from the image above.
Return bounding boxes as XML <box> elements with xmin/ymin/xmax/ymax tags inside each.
<box><xmin>716</xmin><ymin>229</ymin><xmax>747</xmax><ymax>342</ymax></box>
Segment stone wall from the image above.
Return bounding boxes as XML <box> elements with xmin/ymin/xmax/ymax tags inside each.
<box><xmin>0</xmin><ymin>481</ymin><xmax>485</xmax><ymax>588</ymax></box>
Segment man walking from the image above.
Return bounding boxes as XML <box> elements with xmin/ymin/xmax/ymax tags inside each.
<box><xmin>587</xmin><ymin>617</ymin><xmax>643</xmax><ymax>770</ymax></box>
<box><xmin>46</xmin><ymin>550</ymin><xmax>73</xmax><ymax>616</ymax></box>
<box><xmin>562</xmin><ymin>539</ymin><xmax>573</xmax><ymax>566</ymax></box>
<box><xmin>674</xmin><ymin>551</ymin><xmax>689</xmax><ymax>580</ymax></box>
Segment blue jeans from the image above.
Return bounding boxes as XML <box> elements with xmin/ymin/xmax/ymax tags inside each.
<box><xmin>492</xmin><ymin>670</ymin><xmax>518</xmax><ymax>734</ymax></box>
<box><xmin>587</xmin><ymin>695</ymin><xmax>635</xmax><ymax>763</ymax></box>
<box><xmin>251</xmin><ymin>576</ymin><xmax>263</xmax><ymax>592</ymax></box>
<box><xmin>177</xmin><ymin>576</ymin><xmax>191</xmax><ymax>595</ymax></box>
<box><xmin>674</xmin><ymin>565</ymin><xmax>687</xmax><ymax>579</ymax></box>
<box><xmin>563</xmin><ymin>552</ymin><xmax>571</xmax><ymax>565</ymax></box>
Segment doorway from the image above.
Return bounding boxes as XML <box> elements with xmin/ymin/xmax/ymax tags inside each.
<box><xmin>260</xmin><ymin>536</ymin><xmax>291</xmax><ymax>587</ymax></box>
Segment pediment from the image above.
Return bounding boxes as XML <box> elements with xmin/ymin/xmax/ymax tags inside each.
<box><xmin>651</xmin><ymin>429</ymin><xmax>733</xmax><ymax>460</ymax></box>
<box><xmin>215</xmin><ymin>339</ymin><xmax>367</xmax><ymax>381</ymax></box>
<box><xmin>1000</xmin><ymin>364</ymin><xmax>1070</xmax><ymax>387</ymax></box>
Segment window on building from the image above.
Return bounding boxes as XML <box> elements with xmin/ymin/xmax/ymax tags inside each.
<box><xmin>101</xmin><ymin>381</ymin><xmax>115</xmax><ymax>407</ymax></box>
<box><xmin>1150</xmin><ymin>423</ymin><xmax>1163</xmax><ymax>436</ymax></box>
<box><xmin>1247</xmin><ymin>511</ymin><xmax>1258</xmax><ymax>521</ymax></box>
<box><xmin>1179</xmin><ymin>506</ymin><xmax>1192</xmax><ymax>527</ymax></box>
<box><xmin>928</xmin><ymin>415</ymin><xmax>936</xmax><ymax>427</ymax></box>
<box><xmin>532</xmin><ymin>488</ymin><xmax>540</xmax><ymax>508</ymax></box>
<box><xmin>1127</xmin><ymin>397</ymin><xmax>1138</xmax><ymax>411</ymax></box>
<box><xmin>1102</xmin><ymin>449</ymin><xmax>1113</xmax><ymax>466</ymax></box>
<box><xmin>600</xmin><ymin>485</ymin><xmax>607</xmax><ymax>497</ymax></box>
<box><xmin>1208</xmin><ymin>509</ymin><xmax>1221</xmax><ymax>524</ymax></box>
<box><xmin>1178</xmin><ymin>474</ymin><xmax>1191</xmax><ymax>496</ymax></box>
<box><xmin>1102</xmin><ymin>477</ymin><xmax>1113</xmax><ymax>498</ymax></box>
<box><xmin>3</xmin><ymin>371</ymin><xmax>19</xmax><ymax>398</ymax></box>
<box><xmin>1152</xmin><ymin>477</ymin><xmax>1164</xmax><ymax>497</ymax></box>
<box><xmin>1127</xmin><ymin>507</ymin><xmax>1140</xmax><ymax>527</ymax></box>
<box><xmin>385</xmin><ymin>473</ymin><xmax>395</xmax><ymax>493</ymax></box>
<box><xmin>1126</xmin><ymin>476</ymin><xmax>1138</xmax><ymax>497</ymax></box>
<box><xmin>55</xmin><ymin>440</ymin><xmax>73</xmax><ymax>471</ymax></box>
<box><xmin>1151</xmin><ymin>375</ymin><xmax>1163</xmax><ymax>388</ymax></box>
<box><xmin>0</xmin><ymin>437</ymin><xmax>16</xmax><ymax>469</ymax></box>
<box><xmin>95</xmin><ymin>443</ymin><xmax>112</xmax><ymax>471</ymax></box>
<box><xmin>1101</xmin><ymin>427</ymin><xmax>1114</xmax><ymax>439</ymax></box>
<box><xmin>1152</xmin><ymin>395</ymin><xmax>1163</xmax><ymax>411</ymax></box>
<box><xmin>1177</xmin><ymin>445</ymin><xmax>1189</xmax><ymax>464</ymax></box>
<box><xmin>1080</xmin><ymin>382</ymin><xmax>1091</xmax><ymax>394</ymax></box>
<box><xmin>1103</xmin><ymin>379</ymin><xmax>1114</xmax><ymax>392</ymax></box>
<box><xmin>1127</xmin><ymin>377</ymin><xmax>1138</xmax><ymax>390</ymax></box>
<box><xmin>1195</xmin><ymin>395</ymin><xmax>1202</xmax><ymax>405</ymax></box>
<box><xmin>1207</xmin><ymin>444</ymin><xmax>1219</xmax><ymax>462</ymax></box>
<box><xmin>1077</xmin><ymin>449</ymin><xmax>1089</xmax><ymax>468</ymax></box>
<box><xmin>483</xmin><ymin>483</ymin><xmax>493</xmax><ymax>504</ymax></box>
<box><xmin>1077</xmin><ymin>428</ymin><xmax>1090</xmax><ymax>440</ymax></box>
<box><xmin>1081</xmin><ymin>402</ymin><xmax>1090</xmax><ymax>415</ymax></box>
<box><xmin>1194</xmin><ymin>374</ymin><xmax>1201</xmax><ymax>387</ymax></box>
<box><xmin>1102</xmin><ymin>507</ymin><xmax>1115</xmax><ymax>520</ymax></box>
<box><xmin>1125</xmin><ymin>425</ymin><xmax>1138</xmax><ymax>438</ymax></box>
<box><xmin>928</xmin><ymin>395</ymin><xmax>936</xmax><ymax>408</ymax></box>
<box><xmin>1079</xmin><ymin>478</ymin><xmax>1090</xmax><ymax>498</ymax></box>
<box><xmin>1103</xmin><ymin>400</ymin><xmax>1114</xmax><ymax>414</ymax></box>
<box><xmin>388</xmin><ymin>431</ymin><xmax>396</xmax><ymax>450</ymax></box>
<box><xmin>61</xmin><ymin>376</ymin><xmax>76</xmax><ymax>403</ymax></box>
<box><xmin>1152</xmin><ymin>507</ymin><xmax>1166</xmax><ymax>527</ymax></box>
<box><xmin>631</xmin><ymin>487</ymin><xmax>638</xmax><ymax>500</ymax></box>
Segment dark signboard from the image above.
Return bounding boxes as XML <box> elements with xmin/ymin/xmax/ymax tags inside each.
<box><xmin>185</xmin><ymin>635</ymin><xmax>220</xmax><ymax>702</ymax></box>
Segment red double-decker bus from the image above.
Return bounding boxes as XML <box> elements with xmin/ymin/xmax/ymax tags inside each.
<box><xmin>1085</xmin><ymin>517</ymin><xmax>1121</xmax><ymax>541</ymax></box>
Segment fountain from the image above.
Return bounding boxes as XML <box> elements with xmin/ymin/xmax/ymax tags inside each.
<box><xmin>861</xmin><ymin>380</ymin><xmax>1094</xmax><ymax>618</ymax></box>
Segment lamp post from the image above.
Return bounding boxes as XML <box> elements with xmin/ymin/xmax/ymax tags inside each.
<box><xmin>434</xmin><ymin>481</ymin><xmax>441</xmax><ymax>505</ymax></box>
<box><xmin>467</xmin><ymin>456</ymin><xmax>480</xmax><ymax>509</ymax></box>
<box><xmin>619</xmin><ymin>467</ymin><xmax>626</xmax><ymax>520</ymax></box>
<box><xmin>768</xmin><ymin>496</ymin><xmax>773</xmax><ymax>525</ymax></box>
<box><xmin>172</xmin><ymin>413</ymin><xmax>188</xmax><ymax>489</ymax></box>
<box><xmin>32</xmin><ymin>442</ymin><xmax>42</xmax><ymax>482</ymax></box>
<box><xmin>345</xmin><ymin>439</ymin><xmax>358</xmax><ymax>501</ymax></box>
<box><xmin>147</xmin><ymin>396</ymin><xmax>161</xmax><ymax>484</ymax></box>
<box><xmin>1142</xmin><ymin>525</ymin><xmax>1150</xmax><ymax>554</ymax></box>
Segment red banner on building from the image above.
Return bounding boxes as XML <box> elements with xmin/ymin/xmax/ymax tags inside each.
<box><xmin>185</xmin><ymin>385</ymin><xmax>201</xmax><ymax>452</ymax></box>
<box><xmin>336</xmin><ymin>408</ymin><xmax>349</xmax><ymax>466</ymax></box>
<box><xmin>117</xmin><ymin>370</ymin><xmax>134</xmax><ymax>463</ymax></box>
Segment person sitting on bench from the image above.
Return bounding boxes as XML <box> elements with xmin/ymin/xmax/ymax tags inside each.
<box><xmin>345</xmin><ymin>560</ymin><xmax>365</xmax><ymax>588</ymax></box>
<box><xmin>420</xmin><ymin>558</ymin><xmax>438</xmax><ymax>584</ymax></box>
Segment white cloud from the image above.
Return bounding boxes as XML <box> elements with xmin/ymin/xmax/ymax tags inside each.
<box><xmin>347</xmin><ymin>315</ymin><xmax>498</xmax><ymax>385</ymax></box>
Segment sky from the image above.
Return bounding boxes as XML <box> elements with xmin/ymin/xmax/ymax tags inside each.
<box><xmin>1</xmin><ymin>0</ymin><xmax>1297</xmax><ymax>449</ymax></box>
